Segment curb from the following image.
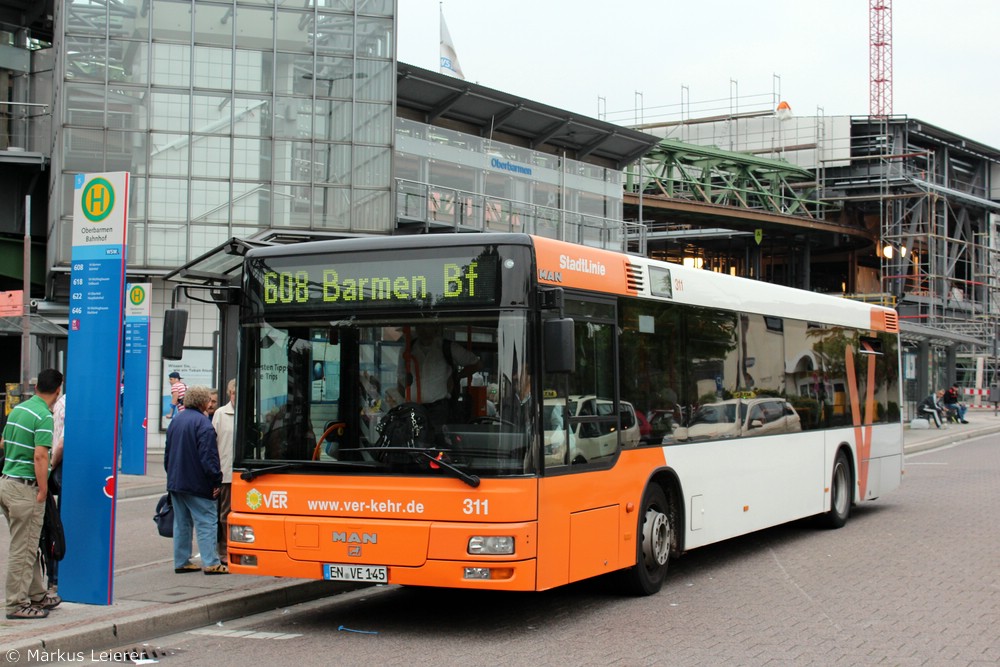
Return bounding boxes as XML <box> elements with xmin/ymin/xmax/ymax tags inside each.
<box><xmin>903</xmin><ymin>424</ymin><xmax>1000</xmax><ymax>455</ymax></box>
<box><xmin>4</xmin><ymin>580</ymin><xmax>363</xmax><ymax>661</ymax></box>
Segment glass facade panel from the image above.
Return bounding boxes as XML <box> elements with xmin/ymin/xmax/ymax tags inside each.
<box><xmin>353</xmin><ymin>189</ymin><xmax>391</xmax><ymax>232</ymax></box>
<box><xmin>149</xmin><ymin>133</ymin><xmax>188</xmax><ymax>176</ymax></box>
<box><xmin>358</xmin><ymin>0</ymin><xmax>393</xmax><ymax>16</ymax></box>
<box><xmin>354</xmin><ymin>102</ymin><xmax>391</xmax><ymax>144</ymax></box>
<box><xmin>355</xmin><ymin>58</ymin><xmax>393</xmax><ymax>102</ymax></box>
<box><xmin>147</xmin><ymin>222</ymin><xmax>189</xmax><ymax>265</ymax></box>
<box><xmin>274</xmin><ymin>95</ymin><xmax>311</xmax><ymax>139</ymax></box>
<box><xmin>318</xmin><ymin>99</ymin><xmax>353</xmax><ymax>142</ymax></box>
<box><xmin>191</xmin><ymin>136</ymin><xmax>232</xmax><ymax>178</ymax></box>
<box><xmin>191</xmin><ymin>180</ymin><xmax>233</xmax><ymax>225</ymax></box>
<box><xmin>232</xmin><ymin>182</ymin><xmax>270</xmax><ymax>227</ymax></box>
<box><xmin>351</xmin><ymin>145</ymin><xmax>388</xmax><ymax>187</ymax></box>
<box><xmin>355</xmin><ymin>17</ymin><xmax>392</xmax><ymax>58</ymax></box>
<box><xmin>315</xmin><ymin>13</ymin><xmax>354</xmax><ymax>55</ymax></box>
<box><xmin>118</xmin><ymin>0</ymin><xmax>151</xmax><ymax>36</ymax></box>
<box><xmin>192</xmin><ymin>93</ymin><xmax>234</xmax><ymax>134</ymax></box>
<box><xmin>149</xmin><ymin>91</ymin><xmax>191</xmax><ymax>132</ymax></box>
<box><xmin>314</xmin><ymin>186</ymin><xmax>352</xmax><ymax>228</ymax></box>
<box><xmin>233</xmin><ymin>96</ymin><xmax>272</xmax><ymax>138</ymax></box>
<box><xmin>273</xmin><ymin>140</ymin><xmax>315</xmax><ymax>183</ymax></box>
<box><xmin>151</xmin><ymin>43</ymin><xmax>191</xmax><ymax>87</ymax></box>
<box><xmin>112</xmin><ymin>40</ymin><xmax>149</xmax><ymax>85</ymax></box>
<box><xmin>235</xmin><ymin>49</ymin><xmax>273</xmax><ymax>93</ymax></box>
<box><xmin>233</xmin><ymin>137</ymin><xmax>269</xmax><ymax>180</ymax></box>
<box><xmin>64</xmin><ymin>82</ymin><xmax>106</xmax><ymax>129</ymax></box>
<box><xmin>194</xmin><ymin>3</ymin><xmax>235</xmax><ymax>46</ymax></box>
<box><xmin>148</xmin><ymin>178</ymin><xmax>189</xmax><ymax>222</ymax></box>
<box><xmin>108</xmin><ymin>130</ymin><xmax>147</xmax><ymax>175</ymax></box>
<box><xmin>275</xmin><ymin>9</ymin><xmax>312</xmax><ymax>54</ymax></box>
<box><xmin>65</xmin><ymin>36</ymin><xmax>108</xmax><ymax>83</ymax></box>
<box><xmin>236</xmin><ymin>6</ymin><xmax>276</xmax><ymax>50</ymax></box>
<box><xmin>66</xmin><ymin>1</ymin><xmax>108</xmax><ymax>36</ymax></box>
<box><xmin>193</xmin><ymin>47</ymin><xmax>234</xmax><ymax>89</ymax></box>
<box><xmin>151</xmin><ymin>0</ymin><xmax>194</xmax><ymax>43</ymax></box>
<box><xmin>271</xmin><ymin>183</ymin><xmax>311</xmax><ymax>227</ymax></box>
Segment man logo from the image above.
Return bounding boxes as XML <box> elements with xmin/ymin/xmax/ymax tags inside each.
<box><xmin>81</xmin><ymin>177</ymin><xmax>115</xmax><ymax>223</ymax></box>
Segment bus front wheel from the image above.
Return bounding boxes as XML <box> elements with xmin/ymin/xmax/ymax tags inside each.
<box><xmin>621</xmin><ymin>484</ymin><xmax>671</xmax><ymax>595</ymax></box>
<box><xmin>823</xmin><ymin>450</ymin><xmax>853</xmax><ymax>529</ymax></box>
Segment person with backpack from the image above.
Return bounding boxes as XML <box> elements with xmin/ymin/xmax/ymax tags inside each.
<box><xmin>397</xmin><ymin>324</ymin><xmax>481</xmax><ymax>426</ymax></box>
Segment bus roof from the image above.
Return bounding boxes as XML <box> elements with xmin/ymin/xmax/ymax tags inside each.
<box><xmin>244</xmin><ymin>233</ymin><xmax>897</xmax><ymax>333</ymax></box>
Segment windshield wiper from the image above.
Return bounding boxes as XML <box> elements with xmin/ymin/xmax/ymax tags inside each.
<box><xmin>239</xmin><ymin>459</ymin><xmax>383</xmax><ymax>481</ymax></box>
<box><xmin>240</xmin><ymin>463</ymin><xmax>300</xmax><ymax>481</ymax></box>
<box><xmin>417</xmin><ymin>450</ymin><xmax>481</xmax><ymax>488</ymax></box>
<box><xmin>373</xmin><ymin>447</ymin><xmax>480</xmax><ymax>488</ymax></box>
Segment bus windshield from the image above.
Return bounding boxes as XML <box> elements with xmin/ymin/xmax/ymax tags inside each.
<box><xmin>239</xmin><ymin>312</ymin><xmax>536</xmax><ymax>477</ymax></box>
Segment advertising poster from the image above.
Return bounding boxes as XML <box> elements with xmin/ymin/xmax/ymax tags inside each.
<box><xmin>160</xmin><ymin>348</ymin><xmax>216</xmax><ymax>432</ymax></box>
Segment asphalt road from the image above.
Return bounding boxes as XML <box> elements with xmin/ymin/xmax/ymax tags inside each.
<box><xmin>80</xmin><ymin>433</ymin><xmax>1000</xmax><ymax>667</ymax></box>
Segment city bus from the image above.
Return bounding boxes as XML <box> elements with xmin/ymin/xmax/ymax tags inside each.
<box><xmin>225</xmin><ymin>233</ymin><xmax>902</xmax><ymax>595</ymax></box>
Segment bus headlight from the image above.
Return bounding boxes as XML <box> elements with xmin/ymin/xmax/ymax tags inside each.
<box><xmin>468</xmin><ymin>536</ymin><xmax>514</xmax><ymax>555</ymax></box>
<box><xmin>229</xmin><ymin>524</ymin><xmax>255</xmax><ymax>543</ymax></box>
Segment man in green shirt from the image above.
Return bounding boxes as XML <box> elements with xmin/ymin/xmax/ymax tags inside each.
<box><xmin>0</xmin><ymin>368</ymin><xmax>63</xmax><ymax>619</ymax></box>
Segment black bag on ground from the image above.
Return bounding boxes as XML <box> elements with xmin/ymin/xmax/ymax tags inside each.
<box><xmin>154</xmin><ymin>493</ymin><xmax>174</xmax><ymax>538</ymax></box>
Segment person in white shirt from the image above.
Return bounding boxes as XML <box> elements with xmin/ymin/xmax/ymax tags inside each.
<box><xmin>397</xmin><ymin>325</ymin><xmax>481</xmax><ymax>425</ymax></box>
<box><xmin>211</xmin><ymin>379</ymin><xmax>235</xmax><ymax>564</ymax></box>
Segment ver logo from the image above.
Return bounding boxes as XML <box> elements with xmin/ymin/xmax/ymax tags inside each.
<box><xmin>81</xmin><ymin>177</ymin><xmax>115</xmax><ymax>222</ymax></box>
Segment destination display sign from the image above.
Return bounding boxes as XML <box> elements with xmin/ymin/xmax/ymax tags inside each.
<box><xmin>249</xmin><ymin>248</ymin><xmax>501</xmax><ymax>312</ymax></box>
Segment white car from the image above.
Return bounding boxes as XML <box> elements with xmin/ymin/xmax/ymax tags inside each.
<box><xmin>543</xmin><ymin>395</ymin><xmax>640</xmax><ymax>465</ymax></box>
<box><xmin>672</xmin><ymin>397</ymin><xmax>801</xmax><ymax>442</ymax></box>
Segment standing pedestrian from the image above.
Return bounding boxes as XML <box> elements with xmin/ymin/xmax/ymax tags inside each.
<box><xmin>1</xmin><ymin>368</ymin><xmax>63</xmax><ymax>619</ymax></box>
<box><xmin>164</xmin><ymin>385</ymin><xmax>228</xmax><ymax>575</ymax></box>
<box><xmin>166</xmin><ymin>372</ymin><xmax>187</xmax><ymax>420</ymax></box>
<box><xmin>211</xmin><ymin>379</ymin><xmax>235</xmax><ymax>565</ymax></box>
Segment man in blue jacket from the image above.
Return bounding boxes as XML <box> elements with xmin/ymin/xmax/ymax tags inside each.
<box><xmin>164</xmin><ymin>385</ymin><xmax>227</xmax><ymax>574</ymax></box>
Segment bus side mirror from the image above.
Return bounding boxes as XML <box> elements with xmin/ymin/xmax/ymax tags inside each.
<box><xmin>162</xmin><ymin>309</ymin><xmax>188</xmax><ymax>360</ymax></box>
<box><xmin>544</xmin><ymin>318</ymin><xmax>575</xmax><ymax>374</ymax></box>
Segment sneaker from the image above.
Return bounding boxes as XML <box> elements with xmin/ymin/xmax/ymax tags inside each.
<box><xmin>961</xmin><ymin>420</ymin><xmax>969</xmax><ymax>424</ymax></box>
<box><xmin>203</xmin><ymin>563</ymin><xmax>229</xmax><ymax>575</ymax></box>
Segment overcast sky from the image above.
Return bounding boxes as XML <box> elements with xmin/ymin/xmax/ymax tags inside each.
<box><xmin>398</xmin><ymin>1</ymin><xmax>1000</xmax><ymax>149</ymax></box>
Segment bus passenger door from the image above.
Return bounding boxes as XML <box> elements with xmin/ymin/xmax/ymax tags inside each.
<box><xmin>537</xmin><ymin>295</ymin><xmax>626</xmax><ymax>589</ymax></box>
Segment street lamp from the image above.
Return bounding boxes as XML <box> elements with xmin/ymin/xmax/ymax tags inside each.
<box><xmin>302</xmin><ymin>72</ymin><xmax>368</xmax><ymax>223</ymax></box>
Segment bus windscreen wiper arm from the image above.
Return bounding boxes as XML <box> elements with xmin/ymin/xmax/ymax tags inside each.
<box><xmin>240</xmin><ymin>463</ymin><xmax>297</xmax><ymax>481</ymax></box>
<box><xmin>416</xmin><ymin>451</ymin><xmax>480</xmax><ymax>488</ymax></box>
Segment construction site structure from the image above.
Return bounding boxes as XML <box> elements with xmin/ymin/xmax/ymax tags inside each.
<box><xmin>626</xmin><ymin>106</ymin><xmax>1000</xmax><ymax>408</ymax></box>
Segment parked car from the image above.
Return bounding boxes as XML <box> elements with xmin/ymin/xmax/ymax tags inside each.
<box><xmin>672</xmin><ymin>397</ymin><xmax>801</xmax><ymax>442</ymax></box>
<box><xmin>543</xmin><ymin>395</ymin><xmax>640</xmax><ymax>465</ymax></box>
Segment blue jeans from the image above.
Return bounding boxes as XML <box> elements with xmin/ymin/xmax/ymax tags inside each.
<box><xmin>171</xmin><ymin>492</ymin><xmax>221</xmax><ymax>569</ymax></box>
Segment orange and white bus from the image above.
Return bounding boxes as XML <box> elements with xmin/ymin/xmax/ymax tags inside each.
<box><xmin>226</xmin><ymin>233</ymin><xmax>902</xmax><ymax>595</ymax></box>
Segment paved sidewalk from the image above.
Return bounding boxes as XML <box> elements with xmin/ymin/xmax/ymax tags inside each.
<box><xmin>2</xmin><ymin>414</ymin><xmax>999</xmax><ymax>661</ymax></box>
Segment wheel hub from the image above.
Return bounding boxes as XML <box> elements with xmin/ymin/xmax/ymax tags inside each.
<box><xmin>642</xmin><ymin>508</ymin><xmax>670</xmax><ymax>567</ymax></box>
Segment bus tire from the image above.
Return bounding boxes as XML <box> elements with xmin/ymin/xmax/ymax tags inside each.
<box><xmin>621</xmin><ymin>484</ymin><xmax>671</xmax><ymax>596</ymax></box>
<box><xmin>823</xmin><ymin>450</ymin><xmax>852</xmax><ymax>529</ymax></box>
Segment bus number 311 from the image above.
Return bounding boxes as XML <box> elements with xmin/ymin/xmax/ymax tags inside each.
<box><xmin>463</xmin><ymin>498</ymin><xmax>489</xmax><ymax>515</ymax></box>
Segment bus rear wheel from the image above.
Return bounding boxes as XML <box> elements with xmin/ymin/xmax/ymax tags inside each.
<box><xmin>823</xmin><ymin>450</ymin><xmax>852</xmax><ymax>529</ymax></box>
<box><xmin>621</xmin><ymin>484</ymin><xmax>671</xmax><ymax>595</ymax></box>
